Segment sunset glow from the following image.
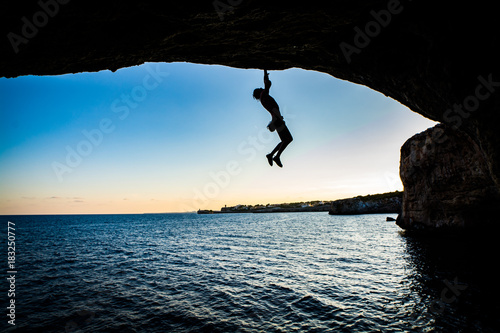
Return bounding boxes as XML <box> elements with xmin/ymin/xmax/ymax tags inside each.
<box><xmin>0</xmin><ymin>62</ymin><xmax>436</xmax><ymax>214</ymax></box>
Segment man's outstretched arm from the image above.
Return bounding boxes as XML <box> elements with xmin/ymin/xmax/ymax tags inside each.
<box><xmin>264</xmin><ymin>69</ymin><xmax>271</xmax><ymax>92</ymax></box>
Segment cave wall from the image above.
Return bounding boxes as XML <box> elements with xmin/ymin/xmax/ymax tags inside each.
<box><xmin>2</xmin><ymin>0</ymin><xmax>499</xmax><ymax>229</ymax></box>
<box><xmin>398</xmin><ymin>124</ymin><xmax>500</xmax><ymax>231</ymax></box>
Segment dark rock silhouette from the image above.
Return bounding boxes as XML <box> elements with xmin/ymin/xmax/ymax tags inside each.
<box><xmin>329</xmin><ymin>192</ymin><xmax>402</xmax><ymax>215</ymax></box>
<box><xmin>199</xmin><ymin>202</ymin><xmax>330</xmax><ymax>214</ymax></box>
<box><xmin>398</xmin><ymin>124</ymin><xmax>500</xmax><ymax>231</ymax></box>
<box><xmin>2</xmin><ymin>1</ymin><xmax>499</xmax><ymax>230</ymax></box>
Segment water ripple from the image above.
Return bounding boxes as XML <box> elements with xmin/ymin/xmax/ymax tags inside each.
<box><xmin>0</xmin><ymin>213</ymin><xmax>497</xmax><ymax>332</ymax></box>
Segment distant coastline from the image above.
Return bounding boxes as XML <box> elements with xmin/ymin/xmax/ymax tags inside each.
<box><xmin>198</xmin><ymin>201</ymin><xmax>330</xmax><ymax>214</ymax></box>
<box><xmin>197</xmin><ymin>191</ymin><xmax>402</xmax><ymax>215</ymax></box>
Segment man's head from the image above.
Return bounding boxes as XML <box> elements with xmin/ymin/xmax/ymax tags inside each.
<box><xmin>253</xmin><ymin>88</ymin><xmax>264</xmax><ymax>100</ymax></box>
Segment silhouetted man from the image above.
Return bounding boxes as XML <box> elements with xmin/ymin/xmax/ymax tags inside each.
<box><xmin>253</xmin><ymin>70</ymin><xmax>293</xmax><ymax>167</ymax></box>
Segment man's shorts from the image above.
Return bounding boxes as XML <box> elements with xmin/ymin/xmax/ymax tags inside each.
<box><xmin>275</xmin><ymin>119</ymin><xmax>292</xmax><ymax>142</ymax></box>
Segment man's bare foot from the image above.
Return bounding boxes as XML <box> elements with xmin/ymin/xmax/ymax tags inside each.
<box><xmin>266</xmin><ymin>154</ymin><xmax>273</xmax><ymax>166</ymax></box>
<box><xmin>273</xmin><ymin>156</ymin><xmax>283</xmax><ymax>168</ymax></box>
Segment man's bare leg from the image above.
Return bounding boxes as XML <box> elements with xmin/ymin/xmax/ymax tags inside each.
<box><xmin>273</xmin><ymin>139</ymin><xmax>291</xmax><ymax>168</ymax></box>
<box><xmin>266</xmin><ymin>142</ymin><xmax>282</xmax><ymax>166</ymax></box>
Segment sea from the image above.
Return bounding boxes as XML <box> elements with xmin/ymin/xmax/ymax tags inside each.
<box><xmin>0</xmin><ymin>213</ymin><xmax>498</xmax><ymax>332</ymax></box>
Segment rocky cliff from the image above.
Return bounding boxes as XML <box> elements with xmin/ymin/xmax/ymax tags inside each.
<box><xmin>329</xmin><ymin>192</ymin><xmax>402</xmax><ymax>215</ymax></box>
<box><xmin>2</xmin><ymin>1</ymin><xmax>499</xmax><ymax>230</ymax></box>
<box><xmin>398</xmin><ymin>124</ymin><xmax>500</xmax><ymax>231</ymax></box>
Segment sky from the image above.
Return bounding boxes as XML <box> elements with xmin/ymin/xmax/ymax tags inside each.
<box><xmin>0</xmin><ymin>62</ymin><xmax>437</xmax><ymax>214</ymax></box>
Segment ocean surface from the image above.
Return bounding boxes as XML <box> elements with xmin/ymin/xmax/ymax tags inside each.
<box><xmin>1</xmin><ymin>213</ymin><xmax>498</xmax><ymax>332</ymax></box>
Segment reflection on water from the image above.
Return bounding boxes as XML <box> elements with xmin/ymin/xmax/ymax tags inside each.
<box><xmin>401</xmin><ymin>230</ymin><xmax>500</xmax><ymax>332</ymax></box>
<box><xmin>0</xmin><ymin>213</ymin><xmax>498</xmax><ymax>332</ymax></box>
